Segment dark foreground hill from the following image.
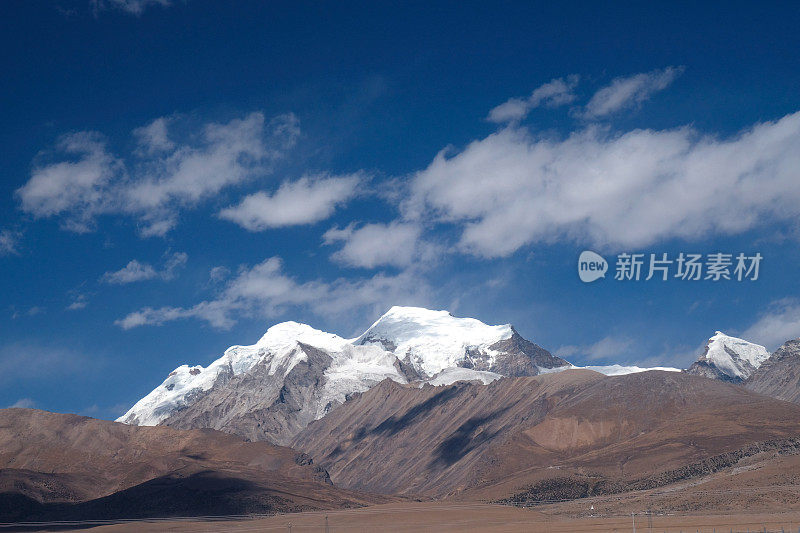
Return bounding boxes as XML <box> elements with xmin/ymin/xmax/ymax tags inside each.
<box><xmin>292</xmin><ymin>369</ymin><xmax>800</xmax><ymax>501</ymax></box>
<box><xmin>0</xmin><ymin>408</ymin><xmax>393</xmax><ymax>522</ymax></box>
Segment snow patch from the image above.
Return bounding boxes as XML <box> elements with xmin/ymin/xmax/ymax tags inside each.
<box><xmin>423</xmin><ymin>367</ymin><xmax>502</xmax><ymax>386</ymax></box>
<box><xmin>541</xmin><ymin>364</ymin><xmax>681</xmax><ymax>376</ymax></box>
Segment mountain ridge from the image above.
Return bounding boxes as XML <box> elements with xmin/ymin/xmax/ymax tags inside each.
<box><xmin>118</xmin><ymin>306</ymin><xmax>573</xmax><ymax>444</ymax></box>
<box><xmin>120</xmin><ymin>306</ymin><xmax>792</xmax><ymax>446</ymax></box>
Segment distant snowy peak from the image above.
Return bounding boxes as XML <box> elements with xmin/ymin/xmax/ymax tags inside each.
<box><xmin>579</xmin><ymin>364</ymin><xmax>681</xmax><ymax>376</ymax></box>
<box><xmin>354</xmin><ymin>306</ymin><xmax>563</xmax><ymax>377</ymax></box>
<box><xmin>536</xmin><ymin>364</ymin><xmax>681</xmax><ymax>376</ymax></box>
<box><xmin>686</xmin><ymin>331</ymin><xmax>769</xmax><ymax>382</ymax></box>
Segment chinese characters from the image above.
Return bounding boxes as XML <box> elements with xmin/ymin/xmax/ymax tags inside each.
<box><xmin>613</xmin><ymin>252</ymin><xmax>761</xmax><ymax>281</ymax></box>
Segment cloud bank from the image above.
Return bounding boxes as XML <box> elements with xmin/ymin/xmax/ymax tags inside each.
<box><xmin>116</xmin><ymin>256</ymin><xmax>429</xmax><ymax>330</ymax></box>
<box><xmin>17</xmin><ymin>112</ymin><xmax>300</xmax><ymax>236</ymax></box>
<box><xmin>405</xmin><ymin>111</ymin><xmax>800</xmax><ymax>257</ymax></box>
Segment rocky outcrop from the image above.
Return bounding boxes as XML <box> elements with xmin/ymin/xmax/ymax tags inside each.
<box><xmin>484</xmin><ymin>328</ymin><xmax>568</xmax><ymax>376</ymax></box>
<box><xmin>746</xmin><ymin>339</ymin><xmax>800</xmax><ymax>403</ymax></box>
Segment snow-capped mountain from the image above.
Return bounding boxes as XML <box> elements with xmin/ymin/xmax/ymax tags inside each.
<box><xmin>354</xmin><ymin>306</ymin><xmax>567</xmax><ymax>377</ymax></box>
<box><xmin>686</xmin><ymin>331</ymin><xmax>769</xmax><ymax>383</ymax></box>
<box><xmin>119</xmin><ymin>321</ymin><xmax>406</xmax><ymax>428</ymax></box>
<box><xmin>117</xmin><ymin>306</ymin><xmax>570</xmax><ymax>444</ymax></box>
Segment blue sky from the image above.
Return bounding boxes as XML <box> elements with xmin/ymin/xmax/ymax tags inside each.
<box><xmin>2</xmin><ymin>1</ymin><xmax>800</xmax><ymax>418</ymax></box>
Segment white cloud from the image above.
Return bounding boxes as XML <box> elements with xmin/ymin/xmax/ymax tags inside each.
<box><xmin>557</xmin><ymin>336</ymin><xmax>634</xmax><ymax>362</ymax></box>
<box><xmin>133</xmin><ymin>117</ymin><xmax>174</xmax><ymax>154</ymax></box>
<box><xmin>324</xmin><ymin>221</ymin><xmax>423</xmax><ymax>268</ymax></box>
<box><xmin>219</xmin><ymin>173</ymin><xmax>362</xmax><ymax>230</ymax></box>
<box><xmin>91</xmin><ymin>0</ymin><xmax>172</xmax><ymax>15</ymax></box>
<box><xmin>741</xmin><ymin>300</ymin><xmax>800</xmax><ymax>350</ymax></box>
<box><xmin>405</xmin><ymin>111</ymin><xmax>800</xmax><ymax>257</ymax></box>
<box><xmin>162</xmin><ymin>251</ymin><xmax>188</xmax><ymax>278</ymax></box>
<box><xmin>17</xmin><ymin>112</ymin><xmax>299</xmax><ymax>237</ymax></box>
<box><xmin>209</xmin><ymin>266</ymin><xmax>230</xmax><ymax>282</ymax></box>
<box><xmin>116</xmin><ymin>256</ymin><xmax>429</xmax><ymax>330</ymax></box>
<box><xmin>102</xmin><ymin>260</ymin><xmax>158</xmax><ymax>284</ymax></box>
<box><xmin>18</xmin><ymin>132</ymin><xmax>123</xmax><ymax>233</ymax></box>
<box><xmin>66</xmin><ymin>295</ymin><xmax>89</xmax><ymax>311</ymax></box>
<box><xmin>0</xmin><ymin>229</ymin><xmax>20</xmax><ymax>255</ymax></box>
<box><xmin>101</xmin><ymin>251</ymin><xmax>187</xmax><ymax>284</ymax></box>
<box><xmin>583</xmin><ymin>66</ymin><xmax>684</xmax><ymax>119</ymax></box>
<box><xmin>488</xmin><ymin>75</ymin><xmax>579</xmax><ymax>123</ymax></box>
<box><xmin>9</xmin><ymin>398</ymin><xmax>36</xmax><ymax>409</ymax></box>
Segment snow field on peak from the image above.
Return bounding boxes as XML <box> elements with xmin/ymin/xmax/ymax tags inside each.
<box><xmin>704</xmin><ymin>331</ymin><xmax>769</xmax><ymax>379</ymax></box>
<box><xmin>317</xmin><ymin>343</ymin><xmax>408</xmax><ymax>419</ymax></box>
<box><xmin>355</xmin><ymin>306</ymin><xmax>514</xmax><ymax>377</ymax></box>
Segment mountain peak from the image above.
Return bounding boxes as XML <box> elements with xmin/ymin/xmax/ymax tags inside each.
<box><xmin>355</xmin><ymin>306</ymin><xmax>515</xmax><ymax>377</ymax></box>
<box><xmin>686</xmin><ymin>331</ymin><xmax>769</xmax><ymax>382</ymax></box>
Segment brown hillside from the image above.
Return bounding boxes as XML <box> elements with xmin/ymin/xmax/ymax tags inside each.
<box><xmin>0</xmin><ymin>408</ymin><xmax>393</xmax><ymax>522</ymax></box>
<box><xmin>292</xmin><ymin>370</ymin><xmax>800</xmax><ymax>500</ymax></box>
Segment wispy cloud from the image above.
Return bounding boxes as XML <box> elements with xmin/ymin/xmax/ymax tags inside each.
<box><xmin>116</xmin><ymin>256</ymin><xmax>429</xmax><ymax>330</ymax></box>
<box><xmin>9</xmin><ymin>398</ymin><xmax>36</xmax><ymax>409</ymax></box>
<box><xmin>91</xmin><ymin>0</ymin><xmax>173</xmax><ymax>16</ymax></box>
<box><xmin>101</xmin><ymin>251</ymin><xmax>187</xmax><ymax>284</ymax></box>
<box><xmin>0</xmin><ymin>229</ymin><xmax>21</xmax><ymax>255</ymax></box>
<box><xmin>556</xmin><ymin>335</ymin><xmax>634</xmax><ymax>362</ymax></box>
<box><xmin>0</xmin><ymin>342</ymin><xmax>101</xmax><ymax>385</ymax></box>
<box><xmin>219</xmin><ymin>173</ymin><xmax>363</xmax><ymax>231</ymax></box>
<box><xmin>209</xmin><ymin>266</ymin><xmax>230</xmax><ymax>283</ymax></box>
<box><xmin>404</xmin><ymin>110</ymin><xmax>800</xmax><ymax>257</ymax></box>
<box><xmin>742</xmin><ymin>299</ymin><xmax>800</xmax><ymax>350</ymax></box>
<box><xmin>17</xmin><ymin>112</ymin><xmax>300</xmax><ymax>237</ymax></box>
<box><xmin>582</xmin><ymin>66</ymin><xmax>684</xmax><ymax>119</ymax></box>
<box><xmin>488</xmin><ymin>75</ymin><xmax>579</xmax><ymax>123</ymax></box>
<box><xmin>66</xmin><ymin>295</ymin><xmax>89</xmax><ymax>310</ymax></box>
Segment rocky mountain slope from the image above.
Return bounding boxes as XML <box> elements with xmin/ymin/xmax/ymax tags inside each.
<box><xmin>292</xmin><ymin>369</ymin><xmax>800</xmax><ymax>500</ymax></box>
<box><xmin>118</xmin><ymin>307</ymin><xmax>571</xmax><ymax>444</ymax></box>
<box><xmin>746</xmin><ymin>339</ymin><xmax>800</xmax><ymax>402</ymax></box>
<box><xmin>685</xmin><ymin>331</ymin><xmax>770</xmax><ymax>382</ymax></box>
<box><xmin>0</xmin><ymin>408</ymin><xmax>392</xmax><ymax>522</ymax></box>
